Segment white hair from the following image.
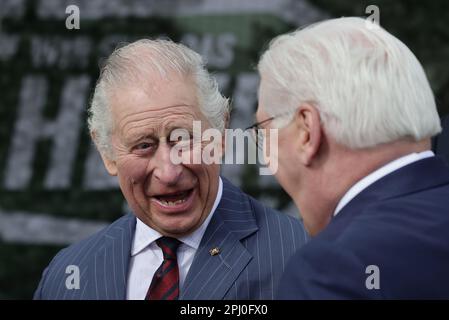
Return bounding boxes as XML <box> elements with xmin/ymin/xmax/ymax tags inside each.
<box><xmin>258</xmin><ymin>17</ymin><xmax>441</xmax><ymax>149</ymax></box>
<box><xmin>88</xmin><ymin>39</ymin><xmax>229</xmax><ymax>157</ymax></box>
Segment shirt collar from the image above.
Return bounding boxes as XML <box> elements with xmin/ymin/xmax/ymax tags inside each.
<box><xmin>333</xmin><ymin>150</ymin><xmax>435</xmax><ymax>216</ymax></box>
<box><xmin>131</xmin><ymin>177</ymin><xmax>223</xmax><ymax>256</ymax></box>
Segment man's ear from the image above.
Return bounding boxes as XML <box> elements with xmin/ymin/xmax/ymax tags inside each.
<box><xmin>99</xmin><ymin>151</ymin><xmax>118</xmax><ymax>176</ymax></box>
<box><xmin>223</xmin><ymin>109</ymin><xmax>230</xmax><ymax>130</ymax></box>
<box><xmin>91</xmin><ymin>131</ymin><xmax>118</xmax><ymax>176</ymax></box>
<box><xmin>293</xmin><ymin>103</ymin><xmax>322</xmax><ymax>166</ymax></box>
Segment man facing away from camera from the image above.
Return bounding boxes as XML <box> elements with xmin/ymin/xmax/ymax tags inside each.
<box><xmin>33</xmin><ymin>39</ymin><xmax>308</xmax><ymax>300</ymax></box>
<box><xmin>255</xmin><ymin>17</ymin><xmax>449</xmax><ymax>298</ymax></box>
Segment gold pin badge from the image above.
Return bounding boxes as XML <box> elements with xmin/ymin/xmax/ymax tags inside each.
<box><xmin>209</xmin><ymin>247</ymin><xmax>220</xmax><ymax>256</ymax></box>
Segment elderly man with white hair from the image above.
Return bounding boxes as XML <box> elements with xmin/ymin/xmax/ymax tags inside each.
<box><xmin>254</xmin><ymin>17</ymin><xmax>449</xmax><ymax>298</ymax></box>
<box><xmin>33</xmin><ymin>39</ymin><xmax>308</xmax><ymax>300</ymax></box>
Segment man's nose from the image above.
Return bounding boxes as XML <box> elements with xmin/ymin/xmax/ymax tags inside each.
<box><xmin>152</xmin><ymin>142</ymin><xmax>183</xmax><ymax>186</ymax></box>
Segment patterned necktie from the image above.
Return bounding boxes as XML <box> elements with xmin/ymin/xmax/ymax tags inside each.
<box><xmin>146</xmin><ymin>236</ymin><xmax>181</xmax><ymax>300</ymax></box>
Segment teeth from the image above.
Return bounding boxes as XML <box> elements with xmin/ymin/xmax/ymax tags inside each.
<box><xmin>159</xmin><ymin>198</ymin><xmax>187</xmax><ymax>206</ymax></box>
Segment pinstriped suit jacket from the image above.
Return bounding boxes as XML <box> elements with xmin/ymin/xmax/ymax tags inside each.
<box><xmin>33</xmin><ymin>177</ymin><xmax>308</xmax><ymax>300</ymax></box>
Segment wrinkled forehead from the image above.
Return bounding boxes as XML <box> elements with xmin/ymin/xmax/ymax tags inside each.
<box><xmin>111</xmin><ymin>72</ymin><xmax>199</xmax><ymax>113</ymax></box>
<box><xmin>107</xmin><ymin>78</ymin><xmax>206</xmax><ymax>141</ymax></box>
<box><xmin>123</xmin><ymin>103</ymin><xmax>200</xmax><ymax>131</ymax></box>
<box><xmin>120</xmin><ymin>104</ymin><xmax>204</xmax><ymax>145</ymax></box>
<box><xmin>110</xmin><ymin>70</ymin><xmax>197</xmax><ymax>106</ymax></box>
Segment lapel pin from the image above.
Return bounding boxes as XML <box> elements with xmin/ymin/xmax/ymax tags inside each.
<box><xmin>209</xmin><ymin>247</ymin><xmax>220</xmax><ymax>256</ymax></box>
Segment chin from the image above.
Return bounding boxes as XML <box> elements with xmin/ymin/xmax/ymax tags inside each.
<box><xmin>153</xmin><ymin>212</ymin><xmax>202</xmax><ymax>236</ymax></box>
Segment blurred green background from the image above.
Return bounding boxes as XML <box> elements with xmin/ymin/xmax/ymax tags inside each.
<box><xmin>0</xmin><ymin>0</ymin><xmax>448</xmax><ymax>299</ymax></box>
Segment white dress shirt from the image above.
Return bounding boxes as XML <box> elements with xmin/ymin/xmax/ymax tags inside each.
<box><xmin>333</xmin><ymin>150</ymin><xmax>435</xmax><ymax>216</ymax></box>
<box><xmin>126</xmin><ymin>177</ymin><xmax>223</xmax><ymax>300</ymax></box>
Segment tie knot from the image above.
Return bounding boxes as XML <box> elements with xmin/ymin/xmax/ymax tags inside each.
<box><xmin>156</xmin><ymin>237</ymin><xmax>181</xmax><ymax>260</ymax></box>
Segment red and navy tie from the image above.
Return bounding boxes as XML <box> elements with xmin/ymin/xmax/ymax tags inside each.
<box><xmin>146</xmin><ymin>237</ymin><xmax>181</xmax><ymax>300</ymax></box>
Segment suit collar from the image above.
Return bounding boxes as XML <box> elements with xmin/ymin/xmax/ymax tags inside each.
<box><xmin>215</xmin><ymin>177</ymin><xmax>259</xmax><ymax>239</ymax></box>
<box><xmin>334</xmin><ymin>151</ymin><xmax>435</xmax><ymax>215</ymax></box>
<box><xmin>327</xmin><ymin>156</ymin><xmax>449</xmax><ymax>236</ymax></box>
<box><xmin>349</xmin><ymin>156</ymin><xmax>449</xmax><ymax>202</ymax></box>
<box><xmin>180</xmin><ymin>177</ymin><xmax>259</xmax><ymax>299</ymax></box>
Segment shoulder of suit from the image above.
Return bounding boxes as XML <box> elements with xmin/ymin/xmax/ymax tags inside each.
<box><xmin>246</xmin><ymin>195</ymin><xmax>307</xmax><ymax>234</ymax></box>
<box><xmin>247</xmin><ymin>194</ymin><xmax>298</xmax><ymax>220</ymax></box>
<box><xmin>302</xmin><ymin>192</ymin><xmax>449</xmax><ymax>262</ymax></box>
<box><xmin>48</xmin><ymin>213</ymin><xmax>135</xmax><ymax>266</ymax></box>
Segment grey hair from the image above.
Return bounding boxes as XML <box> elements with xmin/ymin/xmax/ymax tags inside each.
<box><xmin>88</xmin><ymin>39</ymin><xmax>230</xmax><ymax>158</ymax></box>
<box><xmin>258</xmin><ymin>17</ymin><xmax>441</xmax><ymax>149</ymax></box>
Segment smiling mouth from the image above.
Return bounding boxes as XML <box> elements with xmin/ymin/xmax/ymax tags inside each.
<box><xmin>153</xmin><ymin>188</ymin><xmax>194</xmax><ymax>207</ymax></box>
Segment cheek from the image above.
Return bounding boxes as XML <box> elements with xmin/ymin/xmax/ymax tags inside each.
<box><xmin>116</xmin><ymin>157</ymin><xmax>150</xmax><ymax>185</ymax></box>
<box><xmin>189</xmin><ymin>161</ymin><xmax>219</xmax><ymax>174</ymax></box>
<box><xmin>274</xmin><ymin>142</ymin><xmax>292</xmax><ymax>177</ymax></box>
<box><xmin>278</xmin><ymin>151</ymin><xmax>294</xmax><ymax>176</ymax></box>
<box><xmin>182</xmin><ymin>163</ymin><xmax>218</xmax><ymax>192</ymax></box>
<box><xmin>277</xmin><ymin>149</ymin><xmax>302</xmax><ymax>196</ymax></box>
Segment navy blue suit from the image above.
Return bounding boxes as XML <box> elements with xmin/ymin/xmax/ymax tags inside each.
<box><xmin>34</xmin><ymin>177</ymin><xmax>308</xmax><ymax>300</ymax></box>
<box><xmin>278</xmin><ymin>156</ymin><xmax>449</xmax><ymax>299</ymax></box>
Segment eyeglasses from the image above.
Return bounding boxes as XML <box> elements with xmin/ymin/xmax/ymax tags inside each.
<box><xmin>245</xmin><ymin>117</ymin><xmax>275</xmax><ymax>152</ymax></box>
<box><xmin>245</xmin><ymin>111</ymin><xmax>294</xmax><ymax>152</ymax></box>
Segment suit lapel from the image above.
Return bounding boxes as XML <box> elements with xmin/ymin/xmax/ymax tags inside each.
<box><xmin>89</xmin><ymin>214</ymin><xmax>135</xmax><ymax>299</ymax></box>
<box><xmin>180</xmin><ymin>178</ymin><xmax>259</xmax><ymax>300</ymax></box>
